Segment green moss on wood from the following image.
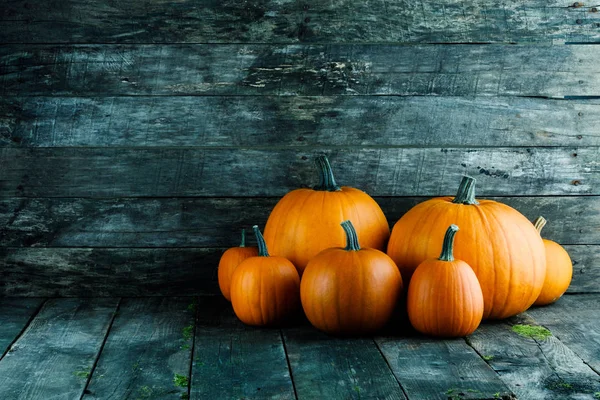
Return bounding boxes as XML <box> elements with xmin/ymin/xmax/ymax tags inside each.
<box><xmin>173</xmin><ymin>374</ymin><xmax>189</xmax><ymax>388</ymax></box>
<box><xmin>512</xmin><ymin>324</ymin><xmax>552</xmax><ymax>340</ymax></box>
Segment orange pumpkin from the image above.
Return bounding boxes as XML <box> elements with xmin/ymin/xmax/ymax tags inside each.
<box><xmin>533</xmin><ymin>216</ymin><xmax>573</xmax><ymax>306</ymax></box>
<box><xmin>230</xmin><ymin>226</ymin><xmax>300</xmax><ymax>326</ymax></box>
<box><xmin>300</xmin><ymin>220</ymin><xmax>402</xmax><ymax>335</ymax></box>
<box><xmin>264</xmin><ymin>155</ymin><xmax>389</xmax><ymax>275</ymax></box>
<box><xmin>387</xmin><ymin>176</ymin><xmax>546</xmax><ymax>320</ymax></box>
<box><xmin>407</xmin><ymin>225</ymin><xmax>484</xmax><ymax>337</ymax></box>
<box><xmin>218</xmin><ymin>229</ymin><xmax>259</xmax><ymax>301</ymax></box>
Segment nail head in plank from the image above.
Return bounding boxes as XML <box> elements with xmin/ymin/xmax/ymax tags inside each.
<box><xmin>376</xmin><ymin>336</ymin><xmax>514</xmax><ymax>400</ymax></box>
<box><xmin>192</xmin><ymin>296</ymin><xmax>295</xmax><ymax>400</ymax></box>
<box><xmin>83</xmin><ymin>297</ymin><xmax>196</xmax><ymax>400</ymax></box>
<box><xmin>283</xmin><ymin>327</ymin><xmax>406</xmax><ymax>400</ymax></box>
<box><xmin>0</xmin><ymin>298</ymin><xmax>119</xmax><ymax>400</ymax></box>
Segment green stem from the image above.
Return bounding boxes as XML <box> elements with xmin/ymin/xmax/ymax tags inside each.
<box><xmin>313</xmin><ymin>155</ymin><xmax>341</xmax><ymax>192</ymax></box>
<box><xmin>341</xmin><ymin>220</ymin><xmax>361</xmax><ymax>251</ymax></box>
<box><xmin>452</xmin><ymin>176</ymin><xmax>479</xmax><ymax>205</ymax></box>
<box><xmin>439</xmin><ymin>224</ymin><xmax>459</xmax><ymax>262</ymax></box>
<box><xmin>533</xmin><ymin>216</ymin><xmax>547</xmax><ymax>234</ymax></box>
<box><xmin>239</xmin><ymin>229</ymin><xmax>246</xmax><ymax>247</ymax></box>
<box><xmin>252</xmin><ymin>225</ymin><xmax>269</xmax><ymax>257</ymax></box>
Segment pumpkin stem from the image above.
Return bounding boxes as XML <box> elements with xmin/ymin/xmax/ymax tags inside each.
<box><xmin>452</xmin><ymin>176</ymin><xmax>479</xmax><ymax>205</ymax></box>
<box><xmin>534</xmin><ymin>216</ymin><xmax>547</xmax><ymax>234</ymax></box>
<box><xmin>313</xmin><ymin>155</ymin><xmax>341</xmax><ymax>192</ymax></box>
<box><xmin>341</xmin><ymin>220</ymin><xmax>361</xmax><ymax>251</ymax></box>
<box><xmin>439</xmin><ymin>224</ymin><xmax>459</xmax><ymax>262</ymax></box>
<box><xmin>252</xmin><ymin>225</ymin><xmax>270</xmax><ymax>257</ymax></box>
<box><xmin>239</xmin><ymin>229</ymin><xmax>246</xmax><ymax>247</ymax></box>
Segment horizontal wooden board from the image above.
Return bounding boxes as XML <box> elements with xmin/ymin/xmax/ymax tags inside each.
<box><xmin>1</xmin><ymin>196</ymin><xmax>597</xmax><ymax>247</ymax></box>
<box><xmin>2</xmin><ymin>96</ymin><xmax>600</xmax><ymax>148</ymax></box>
<box><xmin>192</xmin><ymin>296</ymin><xmax>295</xmax><ymax>400</ymax></box>
<box><xmin>83</xmin><ymin>297</ymin><xmax>195</xmax><ymax>400</ymax></box>
<box><xmin>2</xmin><ymin>44</ymin><xmax>600</xmax><ymax>97</ymax></box>
<box><xmin>1</xmin><ymin>0</ymin><xmax>599</xmax><ymax>44</ymax></box>
<box><xmin>0</xmin><ymin>298</ymin><xmax>44</xmax><ymax>357</ymax></box>
<box><xmin>0</xmin><ymin>247</ymin><xmax>219</xmax><ymax>297</ymax></box>
<box><xmin>376</xmin><ymin>336</ymin><xmax>514</xmax><ymax>400</ymax></box>
<box><xmin>0</xmin><ymin>245</ymin><xmax>595</xmax><ymax>297</ymax></box>
<box><xmin>0</xmin><ymin>298</ymin><xmax>118</xmax><ymax>400</ymax></box>
<box><xmin>468</xmin><ymin>318</ymin><xmax>600</xmax><ymax>399</ymax></box>
<box><xmin>1</xmin><ymin>147</ymin><xmax>598</xmax><ymax>197</ymax></box>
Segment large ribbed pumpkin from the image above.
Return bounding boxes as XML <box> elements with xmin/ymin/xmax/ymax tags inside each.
<box><xmin>263</xmin><ymin>155</ymin><xmax>389</xmax><ymax>275</ymax></box>
<box><xmin>387</xmin><ymin>176</ymin><xmax>546</xmax><ymax>320</ymax></box>
<box><xmin>532</xmin><ymin>216</ymin><xmax>573</xmax><ymax>306</ymax></box>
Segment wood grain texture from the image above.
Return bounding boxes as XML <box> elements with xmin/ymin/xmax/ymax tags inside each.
<box><xmin>526</xmin><ymin>295</ymin><xmax>600</xmax><ymax>374</ymax></box>
<box><xmin>0</xmin><ymin>298</ymin><xmax>44</xmax><ymax>357</ymax></box>
<box><xmin>1</xmin><ymin>196</ymin><xmax>597</xmax><ymax>248</ymax></box>
<box><xmin>467</xmin><ymin>319</ymin><xmax>600</xmax><ymax>399</ymax></box>
<box><xmin>2</xmin><ymin>96</ymin><xmax>599</xmax><ymax>148</ymax></box>
<box><xmin>1</xmin><ymin>0</ymin><xmax>599</xmax><ymax>44</ymax></box>
<box><xmin>1</xmin><ymin>147</ymin><xmax>598</xmax><ymax>198</ymax></box>
<box><xmin>0</xmin><ymin>298</ymin><xmax>118</xmax><ymax>400</ymax></box>
<box><xmin>192</xmin><ymin>296</ymin><xmax>295</xmax><ymax>400</ymax></box>
<box><xmin>1</xmin><ymin>245</ymin><xmax>594</xmax><ymax>297</ymax></box>
<box><xmin>376</xmin><ymin>337</ymin><xmax>514</xmax><ymax>400</ymax></box>
<box><xmin>0</xmin><ymin>247</ymin><xmax>219</xmax><ymax>297</ymax></box>
<box><xmin>2</xmin><ymin>44</ymin><xmax>600</xmax><ymax>97</ymax></box>
<box><xmin>83</xmin><ymin>297</ymin><xmax>195</xmax><ymax>400</ymax></box>
<box><xmin>283</xmin><ymin>328</ymin><xmax>406</xmax><ymax>400</ymax></box>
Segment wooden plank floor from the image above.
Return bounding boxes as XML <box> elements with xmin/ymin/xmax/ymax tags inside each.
<box><xmin>0</xmin><ymin>295</ymin><xmax>598</xmax><ymax>400</ymax></box>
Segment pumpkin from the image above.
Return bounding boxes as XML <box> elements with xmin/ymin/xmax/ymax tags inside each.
<box><xmin>407</xmin><ymin>225</ymin><xmax>484</xmax><ymax>337</ymax></box>
<box><xmin>300</xmin><ymin>220</ymin><xmax>402</xmax><ymax>335</ymax></box>
<box><xmin>387</xmin><ymin>176</ymin><xmax>546</xmax><ymax>320</ymax></box>
<box><xmin>218</xmin><ymin>229</ymin><xmax>258</xmax><ymax>301</ymax></box>
<box><xmin>532</xmin><ymin>216</ymin><xmax>573</xmax><ymax>306</ymax></box>
<box><xmin>264</xmin><ymin>155</ymin><xmax>389</xmax><ymax>275</ymax></box>
<box><xmin>230</xmin><ymin>225</ymin><xmax>300</xmax><ymax>326</ymax></box>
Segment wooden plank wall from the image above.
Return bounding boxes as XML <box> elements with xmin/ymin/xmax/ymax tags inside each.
<box><xmin>1</xmin><ymin>0</ymin><xmax>599</xmax><ymax>296</ymax></box>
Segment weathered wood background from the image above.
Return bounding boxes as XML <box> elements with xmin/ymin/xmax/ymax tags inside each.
<box><xmin>1</xmin><ymin>0</ymin><xmax>599</xmax><ymax>296</ymax></box>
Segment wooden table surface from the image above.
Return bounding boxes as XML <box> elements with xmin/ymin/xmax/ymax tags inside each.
<box><xmin>0</xmin><ymin>294</ymin><xmax>598</xmax><ymax>400</ymax></box>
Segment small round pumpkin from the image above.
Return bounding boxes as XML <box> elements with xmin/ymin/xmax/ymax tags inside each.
<box><xmin>407</xmin><ymin>225</ymin><xmax>484</xmax><ymax>337</ymax></box>
<box><xmin>300</xmin><ymin>220</ymin><xmax>402</xmax><ymax>336</ymax></box>
<box><xmin>264</xmin><ymin>155</ymin><xmax>389</xmax><ymax>275</ymax></box>
<box><xmin>230</xmin><ymin>226</ymin><xmax>300</xmax><ymax>326</ymax></box>
<box><xmin>218</xmin><ymin>229</ymin><xmax>258</xmax><ymax>301</ymax></box>
<box><xmin>533</xmin><ymin>216</ymin><xmax>573</xmax><ymax>306</ymax></box>
<box><xmin>387</xmin><ymin>176</ymin><xmax>546</xmax><ymax>320</ymax></box>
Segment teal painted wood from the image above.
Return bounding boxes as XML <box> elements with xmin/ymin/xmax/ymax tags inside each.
<box><xmin>283</xmin><ymin>328</ymin><xmax>406</xmax><ymax>400</ymax></box>
<box><xmin>567</xmin><ymin>246</ymin><xmax>600</xmax><ymax>294</ymax></box>
<box><xmin>526</xmin><ymin>295</ymin><xmax>600</xmax><ymax>374</ymax></box>
<box><xmin>1</xmin><ymin>196</ymin><xmax>598</xmax><ymax>248</ymax></box>
<box><xmin>0</xmin><ymin>298</ymin><xmax>118</xmax><ymax>400</ymax></box>
<box><xmin>0</xmin><ymin>247</ymin><xmax>218</xmax><ymax>297</ymax></box>
<box><xmin>83</xmin><ymin>298</ymin><xmax>195</xmax><ymax>400</ymax></box>
<box><xmin>375</xmin><ymin>336</ymin><xmax>514</xmax><ymax>400</ymax></box>
<box><xmin>2</xmin><ymin>96</ymin><xmax>599</xmax><ymax>148</ymax></box>
<box><xmin>1</xmin><ymin>147</ymin><xmax>598</xmax><ymax>198</ymax></box>
<box><xmin>468</xmin><ymin>317</ymin><xmax>600</xmax><ymax>399</ymax></box>
<box><xmin>1</xmin><ymin>0</ymin><xmax>599</xmax><ymax>44</ymax></box>
<box><xmin>1</xmin><ymin>45</ymin><xmax>600</xmax><ymax>97</ymax></box>
<box><xmin>191</xmin><ymin>296</ymin><xmax>295</xmax><ymax>400</ymax></box>
<box><xmin>0</xmin><ymin>298</ymin><xmax>45</xmax><ymax>357</ymax></box>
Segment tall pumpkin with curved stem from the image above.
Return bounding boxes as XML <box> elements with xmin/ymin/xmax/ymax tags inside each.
<box><xmin>533</xmin><ymin>216</ymin><xmax>573</xmax><ymax>306</ymax></box>
<box><xmin>263</xmin><ymin>155</ymin><xmax>389</xmax><ymax>275</ymax></box>
<box><xmin>407</xmin><ymin>225</ymin><xmax>484</xmax><ymax>337</ymax></box>
<box><xmin>387</xmin><ymin>176</ymin><xmax>546</xmax><ymax>320</ymax></box>
<box><xmin>218</xmin><ymin>229</ymin><xmax>258</xmax><ymax>301</ymax></box>
<box><xmin>301</xmin><ymin>220</ymin><xmax>402</xmax><ymax>336</ymax></box>
<box><xmin>230</xmin><ymin>226</ymin><xmax>300</xmax><ymax>326</ymax></box>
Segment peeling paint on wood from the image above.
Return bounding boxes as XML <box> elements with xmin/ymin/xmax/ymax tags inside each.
<box><xmin>1</xmin><ymin>0</ymin><xmax>599</xmax><ymax>44</ymax></box>
<box><xmin>2</xmin><ymin>96</ymin><xmax>600</xmax><ymax>148</ymax></box>
<box><xmin>2</xmin><ymin>45</ymin><xmax>600</xmax><ymax>97</ymax></box>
